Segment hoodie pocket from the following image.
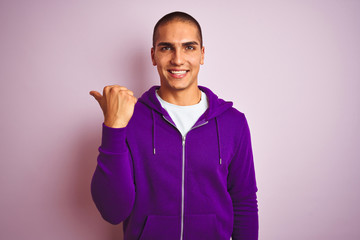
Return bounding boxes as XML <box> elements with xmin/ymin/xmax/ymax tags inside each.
<box><xmin>139</xmin><ymin>215</ymin><xmax>180</xmax><ymax>240</ymax></box>
<box><xmin>184</xmin><ymin>214</ymin><xmax>221</xmax><ymax>240</ymax></box>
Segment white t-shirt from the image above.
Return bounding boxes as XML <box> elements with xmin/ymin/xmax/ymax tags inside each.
<box><xmin>156</xmin><ymin>91</ymin><xmax>208</xmax><ymax>137</ymax></box>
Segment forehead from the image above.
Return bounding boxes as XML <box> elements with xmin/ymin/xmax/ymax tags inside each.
<box><xmin>155</xmin><ymin>21</ymin><xmax>200</xmax><ymax>44</ymax></box>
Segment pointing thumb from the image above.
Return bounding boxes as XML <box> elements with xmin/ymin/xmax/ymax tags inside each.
<box><xmin>89</xmin><ymin>91</ymin><xmax>102</xmax><ymax>102</ymax></box>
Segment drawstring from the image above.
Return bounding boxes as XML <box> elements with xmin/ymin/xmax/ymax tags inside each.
<box><xmin>215</xmin><ymin>117</ymin><xmax>222</xmax><ymax>165</ymax></box>
<box><xmin>152</xmin><ymin>110</ymin><xmax>156</xmax><ymax>155</ymax></box>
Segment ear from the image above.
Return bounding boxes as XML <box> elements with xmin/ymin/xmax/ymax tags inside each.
<box><xmin>200</xmin><ymin>46</ymin><xmax>205</xmax><ymax>65</ymax></box>
<box><xmin>151</xmin><ymin>47</ymin><xmax>157</xmax><ymax>66</ymax></box>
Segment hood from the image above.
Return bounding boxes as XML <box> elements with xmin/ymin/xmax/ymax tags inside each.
<box><xmin>138</xmin><ymin>85</ymin><xmax>233</xmax><ymax>121</ymax></box>
<box><xmin>137</xmin><ymin>85</ymin><xmax>233</xmax><ymax>164</ymax></box>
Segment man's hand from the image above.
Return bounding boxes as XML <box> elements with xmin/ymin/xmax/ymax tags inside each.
<box><xmin>90</xmin><ymin>85</ymin><xmax>137</xmax><ymax>128</ymax></box>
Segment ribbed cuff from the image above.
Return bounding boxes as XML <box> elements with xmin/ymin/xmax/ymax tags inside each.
<box><xmin>101</xmin><ymin>123</ymin><xmax>127</xmax><ymax>153</ymax></box>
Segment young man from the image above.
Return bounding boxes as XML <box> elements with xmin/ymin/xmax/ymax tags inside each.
<box><xmin>90</xmin><ymin>12</ymin><xmax>258</xmax><ymax>240</ymax></box>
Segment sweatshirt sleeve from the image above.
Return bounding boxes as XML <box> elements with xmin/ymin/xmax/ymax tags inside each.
<box><xmin>228</xmin><ymin>114</ymin><xmax>259</xmax><ymax>240</ymax></box>
<box><xmin>91</xmin><ymin>123</ymin><xmax>135</xmax><ymax>225</ymax></box>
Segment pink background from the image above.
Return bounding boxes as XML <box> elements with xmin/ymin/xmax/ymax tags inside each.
<box><xmin>1</xmin><ymin>0</ymin><xmax>359</xmax><ymax>239</ymax></box>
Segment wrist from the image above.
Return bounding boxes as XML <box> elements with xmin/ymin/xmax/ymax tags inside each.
<box><xmin>104</xmin><ymin>119</ymin><xmax>128</xmax><ymax>128</ymax></box>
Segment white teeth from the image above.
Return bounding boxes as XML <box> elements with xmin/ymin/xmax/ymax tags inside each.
<box><xmin>170</xmin><ymin>70</ymin><xmax>187</xmax><ymax>74</ymax></box>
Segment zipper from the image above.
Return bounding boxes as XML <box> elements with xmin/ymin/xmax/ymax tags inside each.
<box><xmin>163</xmin><ymin>116</ymin><xmax>208</xmax><ymax>240</ymax></box>
<box><xmin>180</xmin><ymin>121</ymin><xmax>208</xmax><ymax>240</ymax></box>
<box><xmin>180</xmin><ymin>135</ymin><xmax>185</xmax><ymax>240</ymax></box>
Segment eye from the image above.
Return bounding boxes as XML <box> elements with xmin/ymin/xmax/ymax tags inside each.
<box><xmin>186</xmin><ymin>46</ymin><xmax>195</xmax><ymax>50</ymax></box>
<box><xmin>160</xmin><ymin>46</ymin><xmax>171</xmax><ymax>51</ymax></box>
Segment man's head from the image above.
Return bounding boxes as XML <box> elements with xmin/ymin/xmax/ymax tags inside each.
<box><xmin>153</xmin><ymin>11</ymin><xmax>203</xmax><ymax>49</ymax></box>
<box><xmin>151</xmin><ymin>12</ymin><xmax>205</xmax><ymax>94</ymax></box>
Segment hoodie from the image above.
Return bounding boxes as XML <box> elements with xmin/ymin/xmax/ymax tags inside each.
<box><xmin>91</xmin><ymin>86</ymin><xmax>258</xmax><ymax>240</ymax></box>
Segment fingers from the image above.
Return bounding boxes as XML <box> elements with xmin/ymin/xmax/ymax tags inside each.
<box><xmin>103</xmin><ymin>85</ymin><xmax>135</xmax><ymax>97</ymax></box>
<box><xmin>91</xmin><ymin>85</ymin><xmax>136</xmax><ymax>104</ymax></box>
<box><xmin>103</xmin><ymin>85</ymin><xmax>128</xmax><ymax>93</ymax></box>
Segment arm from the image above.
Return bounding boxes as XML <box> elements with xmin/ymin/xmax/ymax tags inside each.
<box><xmin>228</xmin><ymin>114</ymin><xmax>258</xmax><ymax>240</ymax></box>
<box><xmin>91</xmin><ymin>124</ymin><xmax>135</xmax><ymax>224</ymax></box>
<box><xmin>89</xmin><ymin>85</ymin><xmax>137</xmax><ymax>224</ymax></box>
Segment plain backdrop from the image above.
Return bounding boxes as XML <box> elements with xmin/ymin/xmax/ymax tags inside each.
<box><xmin>1</xmin><ymin>0</ymin><xmax>359</xmax><ymax>239</ymax></box>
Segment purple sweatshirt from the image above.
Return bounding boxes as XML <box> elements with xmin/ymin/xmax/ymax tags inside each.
<box><xmin>91</xmin><ymin>86</ymin><xmax>258</xmax><ymax>240</ymax></box>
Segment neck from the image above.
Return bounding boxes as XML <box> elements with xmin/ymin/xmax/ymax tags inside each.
<box><xmin>158</xmin><ymin>86</ymin><xmax>201</xmax><ymax>106</ymax></box>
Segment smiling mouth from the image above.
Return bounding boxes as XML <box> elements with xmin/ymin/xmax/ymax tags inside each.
<box><xmin>168</xmin><ymin>70</ymin><xmax>189</xmax><ymax>78</ymax></box>
<box><xmin>168</xmin><ymin>70</ymin><xmax>188</xmax><ymax>74</ymax></box>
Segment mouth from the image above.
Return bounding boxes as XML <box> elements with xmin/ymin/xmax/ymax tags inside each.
<box><xmin>168</xmin><ymin>70</ymin><xmax>189</xmax><ymax>78</ymax></box>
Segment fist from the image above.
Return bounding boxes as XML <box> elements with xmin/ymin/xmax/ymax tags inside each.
<box><xmin>90</xmin><ymin>85</ymin><xmax>137</xmax><ymax>128</ymax></box>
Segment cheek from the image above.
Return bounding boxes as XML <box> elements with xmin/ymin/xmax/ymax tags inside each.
<box><xmin>157</xmin><ymin>65</ymin><xmax>166</xmax><ymax>75</ymax></box>
<box><xmin>155</xmin><ymin>55</ymin><xmax>167</xmax><ymax>66</ymax></box>
<box><xmin>192</xmin><ymin>57</ymin><xmax>203</xmax><ymax>67</ymax></box>
<box><xmin>191</xmin><ymin>53</ymin><xmax>203</xmax><ymax>64</ymax></box>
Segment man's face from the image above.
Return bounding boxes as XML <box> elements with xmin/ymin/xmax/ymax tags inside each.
<box><xmin>151</xmin><ymin>20</ymin><xmax>205</xmax><ymax>93</ymax></box>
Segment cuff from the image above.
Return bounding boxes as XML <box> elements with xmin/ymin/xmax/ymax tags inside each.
<box><xmin>101</xmin><ymin>123</ymin><xmax>128</xmax><ymax>153</ymax></box>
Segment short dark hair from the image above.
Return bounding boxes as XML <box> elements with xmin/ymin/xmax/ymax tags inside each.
<box><xmin>152</xmin><ymin>11</ymin><xmax>203</xmax><ymax>48</ymax></box>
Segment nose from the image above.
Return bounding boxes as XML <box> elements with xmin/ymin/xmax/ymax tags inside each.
<box><xmin>171</xmin><ymin>48</ymin><xmax>185</xmax><ymax>66</ymax></box>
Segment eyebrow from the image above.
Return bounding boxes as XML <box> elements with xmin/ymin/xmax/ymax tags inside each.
<box><xmin>183</xmin><ymin>41</ymin><xmax>199</xmax><ymax>46</ymax></box>
<box><xmin>157</xmin><ymin>41</ymin><xmax>199</xmax><ymax>47</ymax></box>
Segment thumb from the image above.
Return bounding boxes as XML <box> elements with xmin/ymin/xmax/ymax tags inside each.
<box><xmin>89</xmin><ymin>91</ymin><xmax>102</xmax><ymax>102</ymax></box>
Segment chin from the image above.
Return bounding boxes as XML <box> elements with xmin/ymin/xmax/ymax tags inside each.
<box><xmin>161</xmin><ymin>75</ymin><xmax>197</xmax><ymax>92</ymax></box>
<box><xmin>169</xmin><ymin>81</ymin><xmax>192</xmax><ymax>91</ymax></box>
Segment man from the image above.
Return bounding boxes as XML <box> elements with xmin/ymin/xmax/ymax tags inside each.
<box><xmin>90</xmin><ymin>11</ymin><xmax>258</xmax><ymax>240</ymax></box>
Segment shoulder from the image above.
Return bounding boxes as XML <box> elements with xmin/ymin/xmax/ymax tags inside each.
<box><xmin>218</xmin><ymin>106</ymin><xmax>248</xmax><ymax>127</ymax></box>
<box><xmin>217</xmin><ymin>108</ymin><xmax>253</xmax><ymax>153</ymax></box>
<box><xmin>126</xmin><ymin>100</ymin><xmax>152</xmax><ymax>130</ymax></box>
